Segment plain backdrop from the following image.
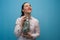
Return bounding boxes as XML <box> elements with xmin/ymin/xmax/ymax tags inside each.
<box><xmin>0</xmin><ymin>0</ymin><xmax>60</xmax><ymax>40</ymax></box>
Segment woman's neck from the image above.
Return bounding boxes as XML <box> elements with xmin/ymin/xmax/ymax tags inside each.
<box><xmin>24</xmin><ymin>13</ymin><xmax>31</xmax><ymax>19</ymax></box>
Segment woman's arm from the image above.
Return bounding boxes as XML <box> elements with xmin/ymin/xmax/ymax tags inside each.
<box><xmin>14</xmin><ymin>18</ymin><xmax>22</xmax><ymax>37</ymax></box>
<box><xmin>31</xmin><ymin>20</ymin><xmax>40</xmax><ymax>39</ymax></box>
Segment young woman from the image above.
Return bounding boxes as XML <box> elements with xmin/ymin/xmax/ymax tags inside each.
<box><xmin>14</xmin><ymin>2</ymin><xmax>40</xmax><ymax>40</ymax></box>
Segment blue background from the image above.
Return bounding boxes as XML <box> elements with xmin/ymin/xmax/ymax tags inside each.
<box><xmin>0</xmin><ymin>0</ymin><xmax>60</xmax><ymax>40</ymax></box>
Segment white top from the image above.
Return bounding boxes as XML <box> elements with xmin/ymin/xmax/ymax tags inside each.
<box><xmin>14</xmin><ymin>16</ymin><xmax>40</xmax><ymax>40</ymax></box>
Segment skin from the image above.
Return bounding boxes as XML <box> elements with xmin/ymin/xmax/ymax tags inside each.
<box><xmin>20</xmin><ymin>3</ymin><xmax>33</xmax><ymax>38</ymax></box>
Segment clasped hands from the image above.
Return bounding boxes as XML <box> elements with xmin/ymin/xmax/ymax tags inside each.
<box><xmin>21</xmin><ymin>32</ymin><xmax>33</xmax><ymax>39</ymax></box>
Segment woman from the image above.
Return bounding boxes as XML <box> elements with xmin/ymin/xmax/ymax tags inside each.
<box><xmin>14</xmin><ymin>2</ymin><xmax>40</xmax><ymax>40</ymax></box>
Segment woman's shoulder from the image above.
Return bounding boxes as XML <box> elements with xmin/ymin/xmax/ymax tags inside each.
<box><xmin>31</xmin><ymin>16</ymin><xmax>39</xmax><ymax>23</ymax></box>
<box><xmin>17</xmin><ymin>17</ymin><xmax>22</xmax><ymax>20</ymax></box>
<box><xmin>16</xmin><ymin>17</ymin><xmax>22</xmax><ymax>21</ymax></box>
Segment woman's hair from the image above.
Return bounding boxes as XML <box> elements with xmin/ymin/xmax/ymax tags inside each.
<box><xmin>21</xmin><ymin>2</ymin><xmax>28</xmax><ymax>17</ymax></box>
<box><xmin>21</xmin><ymin>2</ymin><xmax>31</xmax><ymax>17</ymax></box>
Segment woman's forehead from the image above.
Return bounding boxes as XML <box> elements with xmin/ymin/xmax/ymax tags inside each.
<box><xmin>24</xmin><ymin>3</ymin><xmax>30</xmax><ymax>6</ymax></box>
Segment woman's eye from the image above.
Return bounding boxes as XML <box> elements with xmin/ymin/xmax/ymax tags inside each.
<box><xmin>29</xmin><ymin>5</ymin><xmax>31</xmax><ymax>7</ymax></box>
<box><xmin>25</xmin><ymin>5</ymin><xmax>31</xmax><ymax>7</ymax></box>
<box><xmin>25</xmin><ymin>5</ymin><xmax>28</xmax><ymax>7</ymax></box>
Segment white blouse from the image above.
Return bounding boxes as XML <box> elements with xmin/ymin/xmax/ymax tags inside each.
<box><xmin>14</xmin><ymin>16</ymin><xmax>40</xmax><ymax>40</ymax></box>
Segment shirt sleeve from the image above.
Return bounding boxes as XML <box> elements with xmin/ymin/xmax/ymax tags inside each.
<box><xmin>14</xmin><ymin>18</ymin><xmax>22</xmax><ymax>37</ymax></box>
<box><xmin>31</xmin><ymin>20</ymin><xmax>40</xmax><ymax>39</ymax></box>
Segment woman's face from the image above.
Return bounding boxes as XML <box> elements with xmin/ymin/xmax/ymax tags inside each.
<box><xmin>23</xmin><ymin>3</ymin><xmax>32</xmax><ymax>14</ymax></box>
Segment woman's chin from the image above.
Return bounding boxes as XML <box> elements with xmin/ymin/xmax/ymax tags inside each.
<box><xmin>27</xmin><ymin>11</ymin><xmax>31</xmax><ymax>13</ymax></box>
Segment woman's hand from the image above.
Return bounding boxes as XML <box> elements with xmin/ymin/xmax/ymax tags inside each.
<box><xmin>20</xmin><ymin>16</ymin><xmax>26</xmax><ymax>27</ymax></box>
<box><xmin>21</xmin><ymin>32</ymin><xmax>33</xmax><ymax>39</ymax></box>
